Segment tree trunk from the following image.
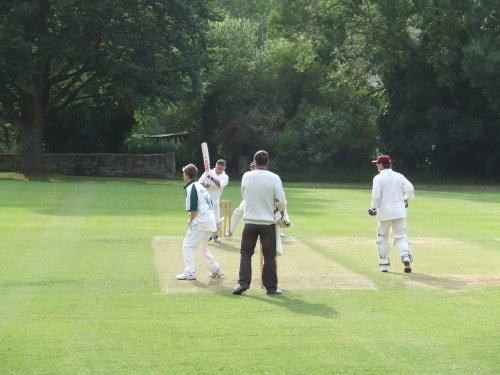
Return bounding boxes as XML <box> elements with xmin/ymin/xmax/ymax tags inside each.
<box><xmin>19</xmin><ymin>49</ymin><xmax>50</xmax><ymax>175</ymax></box>
<box><xmin>19</xmin><ymin>118</ymin><xmax>45</xmax><ymax>175</ymax></box>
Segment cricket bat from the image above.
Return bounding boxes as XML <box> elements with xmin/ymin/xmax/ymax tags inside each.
<box><xmin>201</xmin><ymin>142</ymin><xmax>210</xmax><ymax>172</ymax></box>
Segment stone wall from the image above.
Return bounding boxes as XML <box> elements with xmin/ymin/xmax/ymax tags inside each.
<box><xmin>0</xmin><ymin>153</ymin><xmax>176</xmax><ymax>178</ymax></box>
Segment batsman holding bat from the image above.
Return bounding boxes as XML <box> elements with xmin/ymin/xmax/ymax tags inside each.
<box><xmin>233</xmin><ymin>150</ymin><xmax>287</xmax><ymax>296</ymax></box>
<box><xmin>199</xmin><ymin>142</ymin><xmax>229</xmax><ymax>243</ymax></box>
<box><xmin>369</xmin><ymin>155</ymin><xmax>415</xmax><ymax>273</ymax></box>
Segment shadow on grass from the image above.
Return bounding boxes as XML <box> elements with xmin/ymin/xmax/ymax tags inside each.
<box><xmin>210</xmin><ymin>241</ymin><xmax>242</xmax><ymax>254</ymax></box>
<box><xmin>391</xmin><ymin>272</ymin><xmax>500</xmax><ymax>291</ymax></box>
<box><xmin>228</xmin><ymin>292</ymin><xmax>338</xmax><ymax>319</ymax></box>
<box><xmin>0</xmin><ymin>278</ymin><xmax>80</xmax><ymax>288</ymax></box>
<box><xmin>0</xmin><ymin>172</ymin><xmax>178</xmax><ymax>185</ymax></box>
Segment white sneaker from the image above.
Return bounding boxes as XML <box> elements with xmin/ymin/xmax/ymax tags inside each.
<box><xmin>225</xmin><ymin>230</ymin><xmax>233</xmax><ymax>237</ymax></box>
<box><xmin>209</xmin><ymin>268</ymin><xmax>224</xmax><ymax>278</ymax></box>
<box><xmin>403</xmin><ymin>256</ymin><xmax>412</xmax><ymax>273</ymax></box>
<box><xmin>380</xmin><ymin>264</ymin><xmax>389</xmax><ymax>272</ymax></box>
<box><xmin>176</xmin><ymin>272</ymin><xmax>196</xmax><ymax>280</ymax></box>
<box><xmin>214</xmin><ymin>235</ymin><xmax>221</xmax><ymax>243</ymax></box>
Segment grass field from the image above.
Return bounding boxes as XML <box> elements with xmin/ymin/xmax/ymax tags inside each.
<box><xmin>1</xmin><ymin>173</ymin><xmax>499</xmax><ymax>374</ymax></box>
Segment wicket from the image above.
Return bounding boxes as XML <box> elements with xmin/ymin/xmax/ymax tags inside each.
<box><xmin>220</xmin><ymin>200</ymin><xmax>232</xmax><ymax>237</ymax></box>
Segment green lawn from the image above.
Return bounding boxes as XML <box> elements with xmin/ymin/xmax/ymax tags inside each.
<box><xmin>0</xmin><ymin>173</ymin><xmax>499</xmax><ymax>374</ymax></box>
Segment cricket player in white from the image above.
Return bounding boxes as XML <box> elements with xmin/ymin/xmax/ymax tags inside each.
<box><xmin>176</xmin><ymin>164</ymin><xmax>224</xmax><ymax>280</ymax></box>
<box><xmin>370</xmin><ymin>155</ymin><xmax>415</xmax><ymax>273</ymax></box>
<box><xmin>200</xmin><ymin>159</ymin><xmax>229</xmax><ymax>242</ymax></box>
<box><xmin>226</xmin><ymin>162</ymin><xmax>255</xmax><ymax>237</ymax></box>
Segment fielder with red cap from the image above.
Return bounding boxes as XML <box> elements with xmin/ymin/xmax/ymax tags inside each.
<box><xmin>369</xmin><ymin>155</ymin><xmax>415</xmax><ymax>273</ymax></box>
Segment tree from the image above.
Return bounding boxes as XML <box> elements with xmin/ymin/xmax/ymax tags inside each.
<box><xmin>379</xmin><ymin>0</ymin><xmax>500</xmax><ymax>174</ymax></box>
<box><xmin>199</xmin><ymin>16</ymin><xmax>261</xmax><ymax>163</ymax></box>
<box><xmin>212</xmin><ymin>0</ymin><xmax>273</xmax><ymax>22</ymax></box>
<box><xmin>0</xmin><ymin>122</ymin><xmax>19</xmax><ymax>152</ymax></box>
<box><xmin>264</xmin><ymin>0</ymin><xmax>381</xmax><ymax>175</ymax></box>
<box><xmin>0</xmin><ymin>0</ymin><xmax>214</xmax><ymax>174</ymax></box>
<box><xmin>316</xmin><ymin>0</ymin><xmax>500</xmax><ymax>175</ymax></box>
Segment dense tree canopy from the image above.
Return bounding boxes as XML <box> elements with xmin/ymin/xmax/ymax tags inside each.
<box><xmin>315</xmin><ymin>0</ymin><xmax>500</xmax><ymax>175</ymax></box>
<box><xmin>1</xmin><ymin>0</ymin><xmax>499</xmax><ymax>178</ymax></box>
<box><xmin>0</xmin><ymin>0</ymin><xmax>214</xmax><ymax>173</ymax></box>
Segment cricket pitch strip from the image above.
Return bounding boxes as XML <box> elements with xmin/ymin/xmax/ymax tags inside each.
<box><xmin>152</xmin><ymin>236</ymin><xmax>377</xmax><ymax>294</ymax></box>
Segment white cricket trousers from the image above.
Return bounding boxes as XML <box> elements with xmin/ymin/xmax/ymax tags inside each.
<box><xmin>213</xmin><ymin>200</ymin><xmax>221</xmax><ymax>224</ymax></box>
<box><xmin>211</xmin><ymin>200</ymin><xmax>222</xmax><ymax>236</ymax></box>
<box><xmin>230</xmin><ymin>201</ymin><xmax>245</xmax><ymax>234</ymax></box>
<box><xmin>376</xmin><ymin>218</ymin><xmax>411</xmax><ymax>265</ymax></box>
<box><xmin>182</xmin><ymin>227</ymin><xmax>220</xmax><ymax>274</ymax></box>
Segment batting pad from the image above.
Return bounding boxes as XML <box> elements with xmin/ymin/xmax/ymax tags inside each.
<box><xmin>152</xmin><ymin>236</ymin><xmax>376</xmax><ymax>294</ymax></box>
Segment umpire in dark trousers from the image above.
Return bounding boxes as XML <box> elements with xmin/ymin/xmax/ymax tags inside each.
<box><xmin>232</xmin><ymin>150</ymin><xmax>287</xmax><ymax>296</ymax></box>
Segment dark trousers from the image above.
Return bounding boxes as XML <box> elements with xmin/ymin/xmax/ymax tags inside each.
<box><xmin>238</xmin><ymin>223</ymin><xmax>278</xmax><ymax>292</ymax></box>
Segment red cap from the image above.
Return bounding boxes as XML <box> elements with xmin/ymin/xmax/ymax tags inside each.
<box><xmin>372</xmin><ymin>155</ymin><xmax>392</xmax><ymax>165</ymax></box>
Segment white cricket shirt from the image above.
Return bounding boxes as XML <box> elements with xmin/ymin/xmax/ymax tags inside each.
<box><xmin>184</xmin><ymin>180</ymin><xmax>217</xmax><ymax>232</ymax></box>
<box><xmin>199</xmin><ymin>169</ymin><xmax>229</xmax><ymax>203</ymax></box>
<box><xmin>371</xmin><ymin>169</ymin><xmax>414</xmax><ymax>221</ymax></box>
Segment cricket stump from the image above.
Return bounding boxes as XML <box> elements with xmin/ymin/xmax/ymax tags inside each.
<box><xmin>220</xmin><ymin>200</ymin><xmax>232</xmax><ymax>237</ymax></box>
